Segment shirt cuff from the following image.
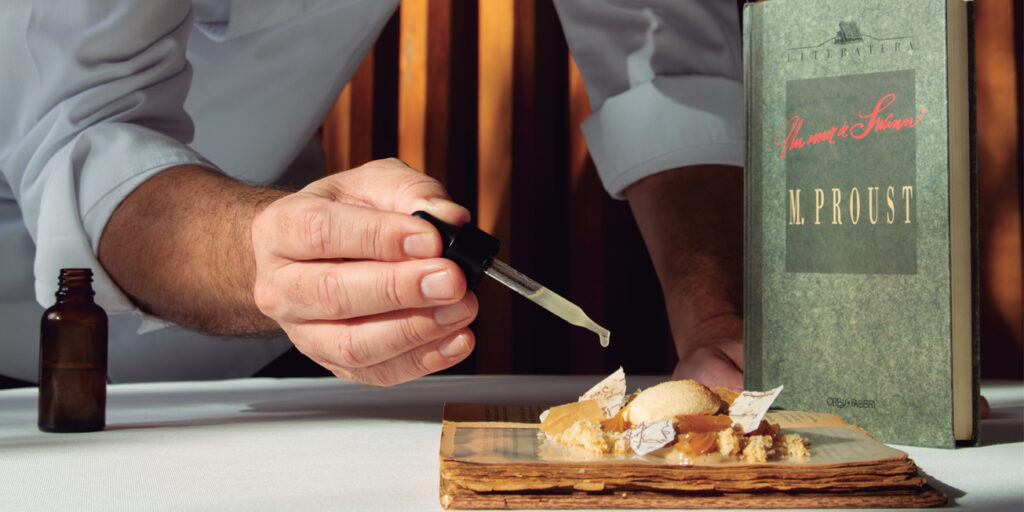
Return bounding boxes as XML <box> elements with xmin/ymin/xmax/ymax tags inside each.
<box><xmin>582</xmin><ymin>74</ymin><xmax>744</xmax><ymax>199</ymax></box>
<box><xmin>32</xmin><ymin>125</ymin><xmax>216</xmax><ymax>329</ymax></box>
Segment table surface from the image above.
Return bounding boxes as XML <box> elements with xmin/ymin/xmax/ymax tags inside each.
<box><xmin>1</xmin><ymin>376</ymin><xmax>1021</xmax><ymax>512</ymax></box>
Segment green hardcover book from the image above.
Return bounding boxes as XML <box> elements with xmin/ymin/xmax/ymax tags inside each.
<box><xmin>743</xmin><ymin>0</ymin><xmax>977</xmax><ymax>448</ymax></box>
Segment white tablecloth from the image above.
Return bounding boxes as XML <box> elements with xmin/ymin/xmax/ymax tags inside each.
<box><xmin>1</xmin><ymin>376</ymin><xmax>1021</xmax><ymax>511</ymax></box>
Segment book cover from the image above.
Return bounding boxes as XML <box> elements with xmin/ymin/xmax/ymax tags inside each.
<box><xmin>743</xmin><ymin>0</ymin><xmax>977</xmax><ymax>448</ymax></box>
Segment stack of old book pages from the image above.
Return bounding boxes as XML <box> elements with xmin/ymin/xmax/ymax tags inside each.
<box><xmin>439</xmin><ymin>402</ymin><xmax>945</xmax><ymax>509</ymax></box>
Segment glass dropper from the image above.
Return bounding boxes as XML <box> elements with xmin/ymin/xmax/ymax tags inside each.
<box><xmin>413</xmin><ymin>211</ymin><xmax>610</xmax><ymax>347</ymax></box>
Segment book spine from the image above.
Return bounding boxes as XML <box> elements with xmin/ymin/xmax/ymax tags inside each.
<box><xmin>965</xmin><ymin>0</ymin><xmax>980</xmax><ymax>447</ymax></box>
<box><xmin>742</xmin><ymin>2</ymin><xmax>765</xmax><ymax>392</ymax></box>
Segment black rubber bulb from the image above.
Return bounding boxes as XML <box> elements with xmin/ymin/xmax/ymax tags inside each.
<box><xmin>412</xmin><ymin>211</ymin><xmax>501</xmax><ymax>290</ymax></box>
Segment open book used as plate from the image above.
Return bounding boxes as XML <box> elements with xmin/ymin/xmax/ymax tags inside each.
<box><xmin>439</xmin><ymin>402</ymin><xmax>946</xmax><ymax>509</ymax></box>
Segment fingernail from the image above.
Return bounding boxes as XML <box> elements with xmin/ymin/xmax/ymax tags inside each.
<box><xmin>434</xmin><ymin>301</ymin><xmax>472</xmax><ymax>325</ymax></box>
<box><xmin>403</xmin><ymin>233</ymin><xmax>435</xmax><ymax>258</ymax></box>
<box><xmin>414</xmin><ymin>198</ymin><xmax>470</xmax><ymax>223</ymax></box>
<box><xmin>421</xmin><ymin>269</ymin><xmax>456</xmax><ymax>300</ymax></box>
<box><xmin>438</xmin><ymin>333</ymin><xmax>470</xmax><ymax>358</ymax></box>
<box><xmin>414</xmin><ymin>196</ymin><xmax>452</xmax><ymax>210</ymax></box>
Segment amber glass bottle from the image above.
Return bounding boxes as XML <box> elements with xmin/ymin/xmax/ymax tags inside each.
<box><xmin>38</xmin><ymin>268</ymin><xmax>108</xmax><ymax>433</ymax></box>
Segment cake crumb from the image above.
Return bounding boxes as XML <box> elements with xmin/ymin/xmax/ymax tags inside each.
<box><xmin>784</xmin><ymin>433</ymin><xmax>810</xmax><ymax>459</ymax></box>
<box><xmin>717</xmin><ymin>428</ymin><xmax>741</xmax><ymax>457</ymax></box>
<box><xmin>741</xmin><ymin>435</ymin><xmax>773</xmax><ymax>463</ymax></box>
<box><xmin>552</xmin><ymin>419</ymin><xmax>608</xmax><ymax>453</ymax></box>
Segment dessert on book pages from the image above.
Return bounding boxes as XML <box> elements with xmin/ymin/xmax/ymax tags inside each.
<box><xmin>538</xmin><ymin>368</ymin><xmax>809</xmax><ymax>464</ymax></box>
<box><xmin>439</xmin><ymin>372</ymin><xmax>947</xmax><ymax>509</ymax></box>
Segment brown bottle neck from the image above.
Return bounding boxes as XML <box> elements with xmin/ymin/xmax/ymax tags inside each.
<box><xmin>55</xmin><ymin>268</ymin><xmax>96</xmax><ymax>302</ymax></box>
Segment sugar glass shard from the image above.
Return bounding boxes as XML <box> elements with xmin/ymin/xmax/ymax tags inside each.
<box><xmin>539</xmin><ymin>399</ymin><xmax>605</xmax><ymax>437</ymax></box>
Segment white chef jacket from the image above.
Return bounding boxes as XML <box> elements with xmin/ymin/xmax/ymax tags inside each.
<box><xmin>0</xmin><ymin>0</ymin><xmax>742</xmax><ymax>383</ymax></box>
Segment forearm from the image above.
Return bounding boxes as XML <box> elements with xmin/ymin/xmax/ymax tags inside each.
<box><xmin>98</xmin><ymin>165</ymin><xmax>285</xmax><ymax>336</ymax></box>
<box><xmin>625</xmin><ymin>165</ymin><xmax>743</xmax><ymax>354</ymax></box>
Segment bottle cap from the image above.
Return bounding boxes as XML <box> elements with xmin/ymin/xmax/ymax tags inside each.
<box><xmin>412</xmin><ymin>211</ymin><xmax>500</xmax><ymax>290</ymax></box>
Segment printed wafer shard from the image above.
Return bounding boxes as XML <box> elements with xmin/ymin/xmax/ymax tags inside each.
<box><xmin>623</xmin><ymin>420</ymin><xmax>675</xmax><ymax>455</ymax></box>
<box><xmin>729</xmin><ymin>385</ymin><xmax>784</xmax><ymax>433</ymax></box>
<box><xmin>579</xmin><ymin>367</ymin><xmax>626</xmax><ymax>417</ymax></box>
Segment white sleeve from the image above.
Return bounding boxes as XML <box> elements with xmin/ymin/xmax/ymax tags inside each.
<box><xmin>0</xmin><ymin>3</ymin><xmax>216</xmax><ymax>314</ymax></box>
<box><xmin>553</xmin><ymin>0</ymin><xmax>744</xmax><ymax>198</ymax></box>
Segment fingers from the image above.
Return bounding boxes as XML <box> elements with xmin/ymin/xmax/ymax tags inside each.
<box><xmin>254</xmin><ymin>198</ymin><xmax>445</xmax><ymax>262</ymax></box>
<box><xmin>249</xmin><ymin>157</ymin><xmax>480</xmax><ymax>387</ymax></box>
<box><xmin>327</xmin><ymin>329</ymin><xmax>476</xmax><ymax>387</ymax></box>
<box><xmin>293</xmin><ymin>292</ymin><xmax>478</xmax><ymax>371</ymax></box>
<box><xmin>719</xmin><ymin>338</ymin><xmax>744</xmax><ymax>371</ymax></box>
<box><xmin>674</xmin><ymin>340</ymin><xmax>744</xmax><ymax>391</ymax></box>
<box><xmin>258</xmin><ymin>258</ymin><xmax>466</xmax><ymax>322</ymax></box>
<box><xmin>254</xmin><ymin>158</ymin><xmax>473</xmax><ymax>262</ymax></box>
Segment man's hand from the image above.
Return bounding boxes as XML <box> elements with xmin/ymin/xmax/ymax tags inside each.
<box><xmin>670</xmin><ymin>313</ymin><xmax>743</xmax><ymax>390</ymax></box>
<box><xmin>100</xmin><ymin>158</ymin><xmax>475</xmax><ymax>387</ymax></box>
<box><xmin>625</xmin><ymin>165</ymin><xmax>744</xmax><ymax>390</ymax></box>
<box><xmin>251</xmin><ymin>159</ymin><xmax>476</xmax><ymax>386</ymax></box>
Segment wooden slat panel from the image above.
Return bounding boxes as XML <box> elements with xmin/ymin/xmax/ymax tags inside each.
<box><xmin>566</xmin><ymin>56</ymin><xmax>609</xmax><ymax>373</ymax></box>
<box><xmin>510</xmin><ymin>0</ymin><xmax>571</xmax><ymax>374</ymax></box>
<box><xmin>347</xmin><ymin>48</ymin><xmax>376</xmax><ymax>169</ymax></box>
<box><xmin>372</xmin><ymin>14</ymin><xmax>400</xmax><ymax>160</ymax></box>
<box><xmin>444</xmin><ymin>2</ymin><xmax>479</xmax><ymax>212</ymax></box>
<box><xmin>395</xmin><ymin>1</ymin><xmax>477</xmax><ymax>198</ymax></box>
<box><xmin>428</xmin><ymin>1</ymin><xmax>478</xmax><ymax>211</ymax></box>
<box><xmin>475</xmin><ymin>0</ymin><xmax>514</xmax><ymax>374</ymax></box>
<box><xmin>398</xmin><ymin>0</ymin><xmax>428</xmax><ymax>172</ymax></box>
<box><xmin>975</xmin><ymin>0</ymin><xmax>1023</xmax><ymax>378</ymax></box>
<box><xmin>427</xmin><ymin>1</ymin><xmax>481</xmax><ymax>375</ymax></box>
<box><xmin>321</xmin><ymin>80</ymin><xmax>351</xmax><ymax>174</ymax></box>
<box><xmin>322</xmin><ymin>49</ymin><xmax>374</xmax><ymax>174</ymax></box>
<box><xmin>424</xmin><ymin>0</ymin><xmax>452</xmax><ymax>185</ymax></box>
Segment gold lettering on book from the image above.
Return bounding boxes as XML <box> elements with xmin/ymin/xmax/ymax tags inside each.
<box><xmin>788</xmin><ymin>189</ymin><xmax>805</xmax><ymax>225</ymax></box>
<box><xmin>788</xmin><ymin>185</ymin><xmax>914</xmax><ymax>226</ymax></box>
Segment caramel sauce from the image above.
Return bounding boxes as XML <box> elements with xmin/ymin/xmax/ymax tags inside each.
<box><xmin>674</xmin><ymin>414</ymin><xmax>733</xmax><ymax>434</ymax></box>
<box><xmin>669</xmin><ymin>415</ymin><xmax>735</xmax><ymax>457</ymax></box>
<box><xmin>600</xmin><ymin>408</ymin><xmax>629</xmax><ymax>433</ymax></box>
<box><xmin>673</xmin><ymin>431</ymin><xmax>718</xmax><ymax>456</ymax></box>
<box><xmin>748</xmin><ymin>419</ymin><xmax>784</xmax><ymax>446</ymax></box>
